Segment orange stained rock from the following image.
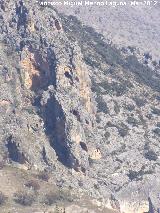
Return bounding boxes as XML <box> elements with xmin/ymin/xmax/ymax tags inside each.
<box><xmin>21</xmin><ymin>50</ymin><xmax>40</xmax><ymax>89</ymax></box>
<box><xmin>76</xmin><ymin>67</ymin><xmax>93</xmax><ymax>114</ymax></box>
<box><xmin>57</xmin><ymin>64</ymin><xmax>95</xmax><ymax>115</ymax></box>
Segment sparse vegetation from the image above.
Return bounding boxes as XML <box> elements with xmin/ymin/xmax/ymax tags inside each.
<box><xmin>43</xmin><ymin>191</ymin><xmax>58</xmax><ymax>205</ymax></box>
<box><xmin>61</xmin><ymin>14</ymin><xmax>160</xmax><ymax>94</ymax></box>
<box><xmin>91</xmin><ymin>79</ymin><xmax>102</xmax><ymax>94</ymax></box>
<box><xmin>42</xmin><ymin>189</ymin><xmax>73</xmax><ymax>206</ymax></box>
<box><xmin>95</xmin><ymin>96</ymin><xmax>109</xmax><ymax>114</ymax></box>
<box><xmin>124</xmin><ymin>55</ymin><xmax>160</xmax><ymax>92</ymax></box>
<box><xmin>118</xmin><ymin>125</ymin><xmax>129</xmax><ymax>137</ymax></box>
<box><xmin>85</xmin><ymin>55</ymin><xmax>100</xmax><ymax>68</ymax></box>
<box><xmin>61</xmin><ymin>14</ymin><xmax>123</xmax><ymax>70</ymax></box>
<box><xmin>23</xmin><ymin>107</ymin><xmax>36</xmax><ymax>115</ymax></box>
<box><xmin>128</xmin><ymin>46</ymin><xmax>136</xmax><ymax>53</ymax></box>
<box><xmin>144</xmin><ymin>150</ymin><xmax>158</xmax><ymax>161</ymax></box>
<box><xmin>156</xmin><ymin>96</ymin><xmax>160</xmax><ymax>101</ymax></box>
<box><xmin>96</xmin><ymin>114</ymin><xmax>101</xmax><ymax>123</ymax></box>
<box><xmin>57</xmin><ymin>189</ymin><xmax>74</xmax><ymax>203</ymax></box>
<box><xmin>0</xmin><ymin>192</ymin><xmax>7</xmax><ymax>205</ymax></box>
<box><xmin>0</xmin><ymin>161</ymin><xmax>5</xmax><ymax>170</ymax></box>
<box><xmin>126</xmin><ymin>116</ymin><xmax>140</xmax><ymax>127</ymax></box>
<box><xmin>0</xmin><ymin>4</ymin><xmax>160</xmax><ymax>212</ymax></box>
<box><xmin>133</xmin><ymin>97</ymin><xmax>147</xmax><ymax>107</ymax></box>
<box><xmin>151</xmin><ymin>107</ymin><xmax>160</xmax><ymax>116</ymax></box>
<box><xmin>146</xmin><ymin>113</ymin><xmax>152</xmax><ymax>120</ymax></box>
<box><xmin>104</xmin><ymin>131</ymin><xmax>110</xmax><ymax>139</ymax></box>
<box><xmin>153</xmin><ymin>128</ymin><xmax>160</xmax><ymax>137</ymax></box>
<box><xmin>38</xmin><ymin>171</ymin><xmax>50</xmax><ymax>182</ymax></box>
<box><xmin>144</xmin><ymin>52</ymin><xmax>152</xmax><ymax>60</ymax></box>
<box><xmin>14</xmin><ymin>191</ymin><xmax>35</xmax><ymax>206</ymax></box>
<box><xmin>25</xmin><ymin>180</ymin><xmax>40</xmax><ymax>191</ymax></box>
<box><xmin>105</xmin><ymin>121</ymin><xmax>114</xmax><ymax>128</ymax></box>
<box><xmin>99</xmin><ymin>81</ymin><xmax>127</xmax><ymax>96</ymax></box>
<box><xmin>114</xmin><ymin>101</ymin><xmax>120</xmax><ymax>114</ymax></box>
<box><xmin>152</xmin><ymin>60</ymin><xmax>158</xmax><ymax>67</ymax></box>
<box><xmin>127</xmin><ymin>167</ymin><xmax>154</xmax><ymax>181</ymax></box>
<box><xmin>105</xmin><ymin>122</ymin><xmax>129</xmax><ymax>137</ymax></box>
<box><xmin>124</xmin><ymin>103</ymin><xmax>135</xmax><ymax>111</ymax></box>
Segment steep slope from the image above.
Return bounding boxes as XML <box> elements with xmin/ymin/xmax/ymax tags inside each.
<box><xmin>60</xmin><ymin>14</ymin><xmax>160</xmax><ymax>213</ymax></box>
<box><xmin>0</xmin><ymin>1</ymin><xmax>160</xmax><ymax>213</ymax></box>
<box><xmin>57</xmin><ymin>0</ymin><xmax>160</xmax><ymax>61</ymax></box>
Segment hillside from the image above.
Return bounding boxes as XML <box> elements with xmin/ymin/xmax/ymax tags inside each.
<box><xmin>0</xmin><ymin>0</ymin><xmax>160</xmax><ymax>212</ymax></box>
<box><xmin>57</xmin><ymin>0</ymin><xmax>160</xmax><ymax>61</ymax></box>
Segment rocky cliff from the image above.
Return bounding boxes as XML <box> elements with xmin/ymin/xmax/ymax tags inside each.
<box><xmin>0</xmin><ymin>1</ymin><xmax>160</xmax><ymax>213</ymax></box>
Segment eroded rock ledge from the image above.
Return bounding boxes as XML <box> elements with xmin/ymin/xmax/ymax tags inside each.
<box><xmin>0</xmin><ymin>0</ymin><xmax>160</xmax><ymax>212</ymax></box>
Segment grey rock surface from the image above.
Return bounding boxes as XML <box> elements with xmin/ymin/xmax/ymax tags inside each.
<box><xmin>0</xmin><ymin>0</ymin><xmax>160</xmax><ymax>212</ymax></box>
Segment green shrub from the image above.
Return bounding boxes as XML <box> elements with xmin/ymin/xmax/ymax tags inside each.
<box><xmin>0</xmin><ymin>161</ymin><xmax>5</xmax><ymax>170</ymax></box>
<box><xmin>0</xmin><ymin>192</ymin><xmax>7</xmax><ymax>205</ymax></box>
<box><xmin>14</xmin><ymin>191</ymin><xmax>35</xmax><ymax>206</ymax></box>
<box><xmin>126</xmin><ymin>116</ymin><xmax>140</xmax><ymax>127</ymax></box>
<box><xmin>105</xmin><ymin>121</ymin><xmax>114</xmax><ymax>128</ymax></box>
<box><xmin>91</xmin><ymin>79</ymin><xmax>102</xmax><ymax>94</ymax></box>
<box><xmin>43</xmin><ymin>191</ymin><xmax>58</xmax><ymax>205</ymax></box>
<box><xmin>95</xmin><ymin>96</ymin><xmax>109</xmax><ymax>114</ymax></box>
<box><xmin>104</xmin><ymin>131</ymin><xmax>110</xmax><ymax>139</ymax></box>
<box><xmin>127</xmin><ymin>168</ymin><xmax>154</xmax><ymax>181</ymax></box>
<box><xmin>114</xmin><ymin>101</ymin><xmax>120</xmax><ymax>114</ymax></box>
<box><xmin>38</xmin><ymin>171</ymin><xmax>50</xmax><ymax>182</ymax></box>
<box><xmin>124</xmin><ymin>55</ymin><xmax>160</xmax><ymax>92</ymax></box>
<box><xmin>124</xmin><ymin>104</ymin><xmax>135</xmax><ymax>111</ymax></box>
<box><xmin>96</xmin><ymin>114</ymin><xmax>101</xmax><ymax>123</ymax></box>
<box><xmin>144</xmin><ymin>150</ymin><xmax>158</xmax><ymax>161</ymax></box>
<box><xmin>105</xmin><ymin>122</ymin><xmax>129</xmax><ymax>137</ymax></box>
<box><xmin>43</xmin><ymin>189</ymin><xmax>73</xmax><ymax>206</ymax></box>
<box><xmin>118</xmin><ymin>127</ymin><xmax>128</xmax><ymax>137</ymax></box>
<box><xmin>153</xmin><ymin>128</ymin><xmax>160</xmax><ymax>137</ymax></box>
<box><xmin>25</xmin><ymin>180</ymin><xmax>40</xmax><ymax>191</ymax></box>
<box><xmin>99</xmin><ymin>81</ymin><xmax>127</xmax><ymax>96</ymax></box>
<box><xmin>85</xmin><ymin>56</ymin><xmax>100</xmax><ymax>68</ymax></box>
<box><xmin>128</xmin><ymin>46</ymin><xmax>136</xmax><ymax>53</ymax></box>
<box><xmin>157</xmin><ymin>122</ymin><xmax>160</xmax><ymax>128</ymax></box>
<box><xmin>144</xmin><ymin>52</ymin><xmax>152</xmax><ymax>60</ymax></box>
<box><xmin>133</xmin><ymin>97</ymin><xmax>146</xmax><ymax>107</ymax></box>
<box><xmin>151</xmin><ymin>107</ymin><xmax>160</xmax><ymax>116</ymax></box>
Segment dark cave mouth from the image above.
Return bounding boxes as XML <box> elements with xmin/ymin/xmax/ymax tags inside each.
<box><xmin>6</xmin><ymin>136</ymin><xmax>26</xmax><ymax>164</ymax></box>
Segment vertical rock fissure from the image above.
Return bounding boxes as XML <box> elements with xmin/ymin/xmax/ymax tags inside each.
<box><xmin>41</xmin><ymin>94</ymin><xmax>75</xmax><ymax>168</ymax></box>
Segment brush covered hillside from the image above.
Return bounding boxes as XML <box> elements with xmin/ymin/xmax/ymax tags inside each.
<box><xmin>57</xmin><ymin>0</ymin><xmax>160</xmax><ymax>61</ymax></box>
<box><xmin>0</xmin><ymin>0</ymin><xmax>160</xmax><ymax>212</ymax></box>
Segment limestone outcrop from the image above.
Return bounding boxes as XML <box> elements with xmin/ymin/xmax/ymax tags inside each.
<box><xmin>0</xmin><ymin>1</ymin><xmax>160</xmax><ymax>212</ymax></box>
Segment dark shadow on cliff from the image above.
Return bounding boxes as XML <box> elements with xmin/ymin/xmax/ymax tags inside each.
<box><xmin>33</xmin><ymin>93</ymin><xmax>74</xmax><ymax>168</ymax></box>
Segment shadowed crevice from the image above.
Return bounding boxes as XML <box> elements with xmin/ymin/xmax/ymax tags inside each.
<box><xmin>41</xmin><ymin>95</ymin><xmax>75</xmax><ymax>168</ymax></box>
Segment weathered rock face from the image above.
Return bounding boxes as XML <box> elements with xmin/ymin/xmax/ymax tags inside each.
<box><xmin>0</xmin><ymin>0</ymin><xmax>97</xmax><ymax>172</ymax></box>
<box><xmin>0</xmin><ymin>1</ymin><xmax>160</xmax><ymax>212</ymax></box>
